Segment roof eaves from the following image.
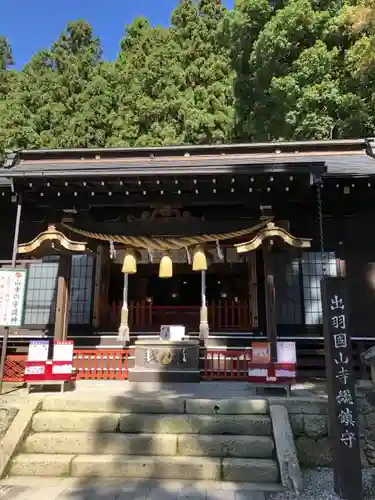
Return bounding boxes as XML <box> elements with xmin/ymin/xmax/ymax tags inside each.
<box><xmin>8</xmin><ymin>138</ymin><xmax>372</xmax><ymax>164</ymax></box>
<box><xmin>0</xmin><ymin>158</ymin><xmax>328</xmax><ymax>178</ymax></box>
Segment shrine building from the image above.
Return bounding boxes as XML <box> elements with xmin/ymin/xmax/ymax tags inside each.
<box><xmin>0</xmin><ymin>139</ymin><xmax>375</xmax><ymax>379</ymax></box>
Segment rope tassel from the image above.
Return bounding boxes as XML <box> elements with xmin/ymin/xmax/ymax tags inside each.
<box><xmin>216</xmin><ymin>239</ymin><xmax>224</xmax><ymax>260</ymax></box>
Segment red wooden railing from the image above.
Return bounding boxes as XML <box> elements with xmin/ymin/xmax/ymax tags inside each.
<box><xmin>4</xmin><ymin>355</ymin><xmax>27</xmax><ymax>382</ymax></box>
<box><xmin>209</xmin><ymin>300</ymin><xmax>251</xmax><ymax>331</ymax></box>
<box><xmin>110</xmin><ymin>299</ymin><xmax>252</xmax><ymax>331</ymax></box>
<box><xmin>2</xmin><ymin>350</ymin><xmax>132</xmax><ymax>383</ymax></box>
<box><xmin>73</xmin><ymin>349</ymin><xmax>131</xmax><ymax>380</ymax></box>
<box><xmin>203</xmin><ymin>350</ymin><xmax>251</xmax><ymax>380</ymax></box>
<box><xmin>3</xmin><ymin>348</ymin><xmax>296</xmax><ymax>382</ymax></box>
<box><xmin>3</xmin><ymin>349</ymin><xmax>252</xmax><ymax>382</ymax></box>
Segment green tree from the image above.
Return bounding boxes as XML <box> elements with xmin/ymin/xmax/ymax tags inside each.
<box><xmin>230</xmin><ymin>0</ymin><xmax>273</xmax><ymax>141</ymax></box>
<box><xmin>2</xmin><ymin>1</ymin><xmax>375</xmax><ymax>152</ymax></box>
<box><xmin>110</xmin><ymin>18</ymin><xmax>184</xmax><ymax>146</ymax></box>
<box><xmin>0</xmin><ymin>20</ymin><xmax>107</xmax><ymax>149</ymax></box>
<box><xmin>0</xmin><ymin>36</ymin><xmax>13</xmax><ymax>71</ymax></box>
<box><xmin>171</xmin><ymin>0</ymin><xmax>234</xmax><ymax>144</ymax></box>
<box><xmin>0</xmin><ymin>36</ymin><xmax>15</xmax><ymax>159</ymax></box>
<box><xmin>233</xmin><ymin>0</ymin><xmax>373</xmax><ymax>140</ymax></box>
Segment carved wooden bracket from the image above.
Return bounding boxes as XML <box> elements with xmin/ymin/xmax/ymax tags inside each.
<box><xmin>18</xmin><ymin>224</ymin><xmax>89</xmax><ymax>255</ymax></box>
<box><xmin>235</xmin><ymin>222</ymin><xmax>311</xmax><ymax>254</ymax></box>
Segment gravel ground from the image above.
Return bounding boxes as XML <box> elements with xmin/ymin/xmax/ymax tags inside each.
<box><xmin>0</xmin><ymin>407</ymin><xmax>18</xmax><ymax>441</ymax></box>
<box><xmin>268</xmin><ymin>468</ymin><xmax>375</xmax><ymax>500</ymax></box>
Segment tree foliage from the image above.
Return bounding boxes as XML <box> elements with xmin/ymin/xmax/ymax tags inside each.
<box><xmin>1</xmin><ymin>0</ymin><xmax>375</xmax><ymax>151</ymax></box>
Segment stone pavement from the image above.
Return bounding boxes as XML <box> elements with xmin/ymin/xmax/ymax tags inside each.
<box><xmin>0</xmin><ymin>379</ymin><xmax>327</xmax><ymax>407</ymax></box>
<box><xmin>0</xmin><ymin>477</ymin><xmax>273</xmax><ymax>500</ymax></box>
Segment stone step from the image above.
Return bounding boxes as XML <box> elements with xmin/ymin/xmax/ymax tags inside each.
<box><xmin>32</xmin><ymin>412</ymin><xmax>120</xmax><ymax>433</ymax></box>
<box><xmin>32</xmin><ymin>412</ymin><xmax>272</xmax><ymax>435</ymax></box>
<box><xmin>41</xmin><ymin>397</ymin><xmax>185</xmax><ymax>414</ymax></box>
<box><xmin>0</xmin><ymin>476</ymin><xmax>284</xmax><ymax>494</ymax></box>
<box><xmin>223</xmin><ymin>458</ymin><xmax>279</xmax><ymax>483</ymax></box>
<box><xmin>178</xmin><ymin>434</ymin><xmax>274</xmax><ymax>458</ymax></box>
<box><xmin>10</xmin><ymin>454</ymin><xmax>280</xmax><ymax>482</ymax></box>
<box><xmin>41</xmin><ymin>397</ymin><xmax>269</xmax><ymax>415</ymax></box>
<box><xmin>22</xmin><ymin>432</ymin><xmax>274</xmax><ymax>458</ymax></box>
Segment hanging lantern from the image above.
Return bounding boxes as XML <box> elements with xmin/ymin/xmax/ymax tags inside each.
<box><xmin>192</xmin><ymin>246</ymin><xmax>208</xmax><ymax>272</ymax></box>
<box><xmin>122</xmin><ymin>249</ymin><xmax>139</xmax><ymax>274</ymax></box>
<box><xmin>159</xmin><ymin>254</ymin><xmax>173</xmax><ymax>278</ymax></box>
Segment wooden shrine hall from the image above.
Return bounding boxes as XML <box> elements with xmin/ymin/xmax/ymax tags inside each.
<box><xmin>1</xmin><ymin>139</ymin><xmax>375</xmax><ymax>378</ymax></box>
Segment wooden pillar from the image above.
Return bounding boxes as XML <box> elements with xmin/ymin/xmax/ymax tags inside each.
<box><xmin>262</xmin><ymin>240</ymin><xmax>277</xmax><ymax>362</ymax></box>
<box><xmin>92</xmin><ymin>245</ymin><xmax>110</xmax><ymax>328</ymax></box>
<box><xmin>92</xmin><ymin>245</ymin><xmax>105</xmax><ymax>328</ymax></box>
<box><xmin>54</xmin><ymin>254</ymin><xmax>71</xmax><ymax>341</ymax></box>
<box><xmin>248</xmin><ymin>252</ymin><xmax>259</xmax><ymax>328</ymax></box>
<box><xmin>338</xmin><ymin>259</ymin><xmax>346</xmax><ymax>277</ymax></box>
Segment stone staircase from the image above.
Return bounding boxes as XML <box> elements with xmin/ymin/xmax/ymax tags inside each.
<box><xmin>9</xmin><ymin>397</ymin><xmax>281</xmax><ymax>485</ymax></box>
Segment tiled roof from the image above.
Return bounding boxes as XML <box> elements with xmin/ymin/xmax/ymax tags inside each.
<box><xmin>0</xmin><ymin>139</ymin><xmax>374</xmax><ymax>178</ymax></box>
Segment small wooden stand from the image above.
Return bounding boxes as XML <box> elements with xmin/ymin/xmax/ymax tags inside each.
<box><xmin>252</xmin><ymin>382</ymin><xmax>292</xmax><ymax>397</ymax></box>
<box><xmin>27</xmin><ymin>380</ymin><xmax>73</xmax><ymax>394</ymax></box>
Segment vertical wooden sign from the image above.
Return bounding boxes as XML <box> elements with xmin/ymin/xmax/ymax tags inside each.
<box><xmin>321</xmin><ymin>277</ymin><xmax>363</xmax><ymax>500</ymax></box>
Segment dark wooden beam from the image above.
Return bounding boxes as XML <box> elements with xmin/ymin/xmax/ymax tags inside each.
<box><xmin>18</xmin><ymin>189</ymin><xmax>311</xmax><ymax>210</ymax></box>
<box><xmin>14</xmin><ymin>172</ymin><xmax>311</xmax><ymax>191</ymax></box>
<box><xmin>262</xmin><ymin>239</ymin><xmax>277</xmax><ymax>362</ymax></box>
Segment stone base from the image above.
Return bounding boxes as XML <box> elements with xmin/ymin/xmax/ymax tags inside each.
<box><xmin>128</xmin><ymin>368</ymin><xmax>201</xmax><ymax>383</ymax></box>
<box><xmin>131</xmin><ymin>339</ymin><xmax>200</xmax><ymax>383</ymax></box>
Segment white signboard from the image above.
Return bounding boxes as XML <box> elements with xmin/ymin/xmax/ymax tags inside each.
<box><xmin>160</xmin><ymin>325</ymin><xmax>185</xmax><ymax>341</ymax></box>
<box><xmin>27</xmin><ymin>340</ymin><xmax>49</xmax><ymax>362</ymax></box>
<box><xmin>277</xmin><ymin>341</ymin><xmax>297</xmax><ymax>364</ymax></box>
<box><xmin>53</xmin><ymin>341</ymin><xmax>74</xmax><ymax>362</ymax></box>
<box><xmin>276</xmin><ymin>341</ymin><xmax>297</xmax><ymax>379</ymax></box>
<box><xmin>0</xmin><ymin>269</ymin><xmax>27</xmax><ymax>327</ymax></box>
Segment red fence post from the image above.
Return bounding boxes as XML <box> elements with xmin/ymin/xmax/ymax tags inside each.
<box><xmin>72</xmin><ymin>349</ymin><xmax>130</xmax><ymax>380</ymax></box>
<box><xmin>202</xmin><ymin>350</ymin><xmax>250</xmax><ymax>380</ymax></box>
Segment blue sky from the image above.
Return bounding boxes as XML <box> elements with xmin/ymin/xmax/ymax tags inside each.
<box><xmin>0</xmin><ymin>0</ymin><xmax>234</xmax><ymax>69</ymax></box>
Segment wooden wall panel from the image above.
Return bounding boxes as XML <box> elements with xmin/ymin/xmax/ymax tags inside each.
<box><xmin>345</xmin><ymin>250</ymin><xmax>375</xmax><ymax>338</ymax></box>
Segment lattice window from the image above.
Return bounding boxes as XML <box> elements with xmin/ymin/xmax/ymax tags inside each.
<box><xmin>23</xmin><ymin>256</ymin><xmax>59</xmax><ymax>326</ymax></box>
<box><xmin>302</xmin><ymin>252</ymin><xmax>337</xmax><ymax>325</ymax></box>
<box><xmin>68</xmin><ymin>254</ymin><xmax>94</xmax><ymax>324</ymax></box>
<box><xmin>274</xmin><ymin>252</ymin><xmax>302</xmax><ymax>325</ymax></box>
<box><xmin>274</xmin><ymin>251</ymin><xmax>337</xmax><ymax>326</ymax></box>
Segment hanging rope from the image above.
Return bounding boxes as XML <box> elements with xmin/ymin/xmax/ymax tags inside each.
<box><xmin>316</xmin><ymin>178</ymin><xmax>327</xmax><ymax>276</ymax></box>
<box><xmin>61</xmin><ymin>219</ymin><xmax>272</xmax><ymax>250</ymax></box>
